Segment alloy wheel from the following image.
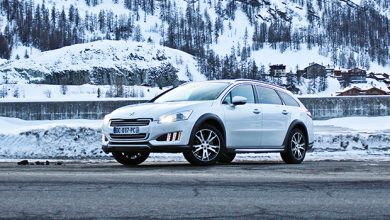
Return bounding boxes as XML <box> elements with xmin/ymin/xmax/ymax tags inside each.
<box><xmin>290</xmin><ymin>132</ymin><xmax>306</xmax><ymax>160</ymax></box>
<box><xmin>192</xmin><ymin>129</ymin><xmax>221</xmax><ymax>162</ymax></box>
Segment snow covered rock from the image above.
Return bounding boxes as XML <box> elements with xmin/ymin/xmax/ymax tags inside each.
<box><xmin>0</xmin><ymin>40</ymin><xmax>205</xmax><ymax>85</ymax></box>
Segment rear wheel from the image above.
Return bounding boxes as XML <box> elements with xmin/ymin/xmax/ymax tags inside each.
<box><xmin>281</xmin><ymin>129</ymin><xmax>307</xmax><ymax>164</ymax></box>
<box><xmin>183</xmin><ymin>124</ymin><xmax>224</xmax><ymax>166</ymax></box>
<box><xmin>218</xmin><ymin>152</ymin><xmax>236</xmax><ymax>164</ymax></box>
<box><xmin>112</xmin><ymin>151</ymin><xmax>150</xmax><ymax>166</ymax></box>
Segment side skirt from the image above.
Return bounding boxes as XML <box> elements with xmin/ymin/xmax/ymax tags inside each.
<box><xmin>227</xmin><ymin>147</ymin><xmax>284</xmax><ymax>153</ymax></box>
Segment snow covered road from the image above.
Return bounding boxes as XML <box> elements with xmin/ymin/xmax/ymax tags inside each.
<box><xmin>0</xmin><ymin>116</ymin><xmax>389</xmax><ymax>160</ymax></box>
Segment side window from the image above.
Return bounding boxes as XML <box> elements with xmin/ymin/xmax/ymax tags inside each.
<box><xmin>223</xmin><ymin>84</ymin><xmax>255</xmax><ymax>104</ymax></box>
<box><xmin>256</xmin><ymin>86</ymin><xmax>282</xmax><ymax>105</ymax></box>
<box><xmin>278</xmin><ymin>91</ymin><xmax>300</xmax><ymax>107</ymax></box>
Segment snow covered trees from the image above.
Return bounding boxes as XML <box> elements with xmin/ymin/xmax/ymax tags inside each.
<box><xmin>0</xmin><ymin>35</ymin><xmax>10</xmax><ymax>59</ymax></box>
<box><xmin>1</xmin><ymin>0</ymin><xmax>388</xmax><ymax>68</ymax></box>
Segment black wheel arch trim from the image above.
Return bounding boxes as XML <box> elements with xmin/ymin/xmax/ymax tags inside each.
<box><xmin>282</xmin><ymin>119</ymin><xmax>309</xmax><ymax>151</ymax></box>
<box><xmin>188</xmin><ymin>113</ymin><xmax>226</xmax><ymax>147</ymax></box>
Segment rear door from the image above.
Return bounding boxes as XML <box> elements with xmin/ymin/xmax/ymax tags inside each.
<box><xmin>223</xmin><ymin>84</ymin><xmax>261</xmax><ymax>148</ymax></box>
<box><xmin>255</xmin><ymin>85</ymin><xmax>290</xmax><ymax>147</ymax></box>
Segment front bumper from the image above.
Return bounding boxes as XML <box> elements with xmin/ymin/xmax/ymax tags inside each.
<box><xmin>102</xmin><ymin>143</ymin><xmax>190</xmax><ymax>154</ymax></box>
<box><xmin>102</xmin><ymin>118</ymin><xmax>196</xmax><ymax>153</ymax></box>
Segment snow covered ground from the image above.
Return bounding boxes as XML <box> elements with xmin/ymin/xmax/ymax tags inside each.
<box><xmin>0</xmin><ymin>116</ymin><xmax>389</xmax><ymax>161</ymax></box>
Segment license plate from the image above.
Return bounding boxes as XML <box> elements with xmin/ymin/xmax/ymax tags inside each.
<box><xmin>113</xmin><ymin>127</ymin><xmax>139</xmax><ymax>134</ymax></box>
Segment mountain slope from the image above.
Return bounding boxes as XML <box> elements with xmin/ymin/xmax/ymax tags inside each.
<box><xmin>0</xmin><ymin>0</ymin><xmax>390</xmax><ymax>85</ymax></box>
<box><xmin>0</xmin><ymin>40</ymin><xmax>204</xmax><ymax>85</ymax></box>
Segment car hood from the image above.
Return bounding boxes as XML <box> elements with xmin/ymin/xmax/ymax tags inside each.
<box><xmin>108</xmin><ymin>101</ymin><xmax>213</xmax><ymax>120</ymax></box>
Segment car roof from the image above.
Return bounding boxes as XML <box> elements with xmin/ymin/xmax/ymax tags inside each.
<box><xmin>199</xmin><ymin>79</ymin><xmax>285</xmax><ymax>90</ymax></box>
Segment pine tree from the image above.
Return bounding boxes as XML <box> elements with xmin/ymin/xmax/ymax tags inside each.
<box><xmin>24</xmin><ymin>49</ymin><xmax>29</xmax><ymax>59</ymax></box>
<box><xmin>0</xmin><ymin>35</ymin><xmax>10</xmax><ymax>59</ymax></box>
<box><xmin>133</xmin><ymin>24</ymin><xmax>143</xmax><ymax>42</ymax></box>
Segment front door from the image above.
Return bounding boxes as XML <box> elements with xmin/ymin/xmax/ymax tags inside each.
<box><xmin>223</xmin><ymin>84</ymin><xmax>262</xmax><ymax>148</ymax></box>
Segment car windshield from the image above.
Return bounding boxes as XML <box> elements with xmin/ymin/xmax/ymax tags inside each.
<box><xmin>154</xmin><ymin>82</ymin><xmax>231</xmax><ymax>103</ymax></box>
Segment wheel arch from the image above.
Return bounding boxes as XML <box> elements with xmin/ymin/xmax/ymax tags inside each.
<box><xmin>283</xmin><ymin>120</ymin><xmax>309</xmax><ymax>151</ymax></box>
<box><xmin>188</xmin><ymin>113</ymin><xmax>226</xmax><ymax>146</ymax></box>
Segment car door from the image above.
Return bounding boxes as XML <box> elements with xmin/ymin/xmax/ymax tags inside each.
<box><xmin>223</xmin><ymin>84</ymin><xmax>261</xmax><ymax>148</ymax></box>
<box><xmin>255</xmin><ymin>85</ymin><xmax>290</xmax><ymax>148</ymax></box>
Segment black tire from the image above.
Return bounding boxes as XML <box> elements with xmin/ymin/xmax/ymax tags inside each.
<box><xmin>183</xmin><ymin>124</ymin><xmax>224</xmax><ymax>166</ymax></box>
<box><xmin>218</xmin><ymin>152</ymin><xmax>236</xmax><ymax>164</ymax></box>
<box><xmin>112</xmin><ymin>151</ymin><xmax>150</xmax><ymax>166</ymax></box>
<box><xmin>281</xmin><ymin>128</ymin><xmax>307</xmax><ymax>164</ymax></box>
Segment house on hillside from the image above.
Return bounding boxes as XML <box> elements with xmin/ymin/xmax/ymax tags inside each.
<box><xmin>368</xmin><ymin>72</ymin><xmax>389</xmax><ymax>82</ymax></box>
<box><xmin>383</xmin><ymin>79</ymin><xmax>390</xmax><ymax>90</ymax></box>
<box><xmin>269</xmin><ymin>64</ymin><xmax>286</xmax><ymax>77</ymax></box>
<box><xmin>334</xmin><ymin>69</ymin><xmax>342</xmax><ymax>78</ymax></box>
<box><xmin>348</xmin><ymin>68</ymin><xmax>367</xmax><ymax>83</ymax></box>
<box><xmin>325</xmin><ymin>65</ymin><xmax>334</xmax><ymax>77</ymax></box>
<box><xmin>365</xmin><ymin>87</ymin><xmax>389</xmax><ymax>95</ymax></box>
<box><xmin>336</xmin><ymin>86</ymin><xmax>389</xmax><ymax>96</ymax></box>
<box><xmin>337</xmin><ymin>87</ymin><xmax>363</xmax><ymax>96</ymax></box>
<box><xmin>298</xmin><ymin>63</ymin><xmax>326</xmax><ymax>78</ymax></box>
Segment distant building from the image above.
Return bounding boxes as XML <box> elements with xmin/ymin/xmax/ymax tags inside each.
<box><xmin>348</xmin><ymin>68</ymin><xmax>367</xmax><ymax>83</ymax></box>
<box><xmin>269</xmin><ymin>64</ymin><xmax>286</xmax><ymax>77</ymax></box>
<box><xmin>333</xmin><ymin>69</ymin><xmax>344</xmax><ymax>85</ymax></box>
<box><xmin>333</xmin><ymin>70</ymin><xmax>342</xmax><ymax>78</ymax></box>
<box><xmin>368</xmin><ymin>72</ymin><xmax>389</xmax><ymax>82</ymax></box>
<box><xmin>325</xmin><ymin>65</ymin><xmax>334</xmax><ymax>77</ymax></box>
<box><xmin>298</xmin><ymin>63</ymin><xmax>326</xmax><ymax>79</ymax></box>
<box><xmin>336</xmin><ymin>86</ymin><xmax>389</xmax><ymax>96</ymax></box>
<box><xmin>384</xmin><ymin>79</ymin><xmax>390</xmax><ymax>90</ymax></box>
<box><xmin>365</xmin><ymin>87</ymin><xmax>389</xmax><ymax>95</ymax></box>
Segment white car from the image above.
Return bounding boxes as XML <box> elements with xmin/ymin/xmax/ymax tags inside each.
<box><xmin>102</xmin><ymin>79</ymin><xmax>314</xmax><ymax>166</ymax></box>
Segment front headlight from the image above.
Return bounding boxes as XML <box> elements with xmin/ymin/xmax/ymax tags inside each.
<box><xmin>159</xmin><ymin>110</ymin><xmax>193</xmax><ymax>124</ymax></box>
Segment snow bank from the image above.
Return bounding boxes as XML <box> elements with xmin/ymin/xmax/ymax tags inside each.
<box><xmin>0</xmin><ymin>84</ymin><xmax>166</xmax><ymax>101</ymax></box>
<box><xmin>0</xmin><ymin>117</ymin><xmax>389</xmax><ymax>160</ymax></box>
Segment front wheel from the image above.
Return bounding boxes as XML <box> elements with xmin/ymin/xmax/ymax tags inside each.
<box><xmin>183</xmin><ymin>124</ymin><xmax>224</xmax><ymax>166</ymax></box>
<box><xmin>112</xmin><ymin>151</ymin><xmax>150</xmax><ymax>166</ymax></box>
<box><xmin>281</xmin><ymin>129</ymin><xmax>307</xmax><ymax>164</ymax></box>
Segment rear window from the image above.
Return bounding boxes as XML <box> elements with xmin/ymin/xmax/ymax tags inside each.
<box><xmin>255</xmin><ymin>86</ymin><xmax>282</xmax><ymax>105</ymax></box>
<box><xmin>278</xmin><ymin>91</ymin><xmax>300</xmax><ymax>107</ymax></box>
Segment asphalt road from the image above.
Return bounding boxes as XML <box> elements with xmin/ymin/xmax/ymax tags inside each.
<box><xmin>0</xmin><ymin>160</ymin><xmax>389</xmax><ymax>219</ymax></box>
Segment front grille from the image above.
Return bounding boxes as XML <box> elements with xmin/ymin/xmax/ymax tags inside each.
<box><xmin>110</xmin><ymin>119</ymin><xmax>151</xmax><ymax>127</ymax></box>
<box><xmin>109</xmin><ymin>133</ymin><xmax>148</xmax><ymax>140</ymax></box>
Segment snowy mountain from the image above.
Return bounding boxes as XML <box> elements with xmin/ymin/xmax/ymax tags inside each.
<box><xmin>1</xmin><ymin>0</ymin><xmax>390</xmax><ymax>90</ymax></box>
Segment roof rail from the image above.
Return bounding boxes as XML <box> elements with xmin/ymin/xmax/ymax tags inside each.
<box><xmin>234</xmin><ymin>79</ymin><xmax>285</xmax><ymax>89</ymax></box>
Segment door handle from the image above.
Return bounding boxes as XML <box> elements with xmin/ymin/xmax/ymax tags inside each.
<box><xmin>282</xmin><ymin>110</ymin><xmax>289</xmax><ymax>115</ymax></box>
<box><xmin>253</xmin><ymin>109</ymin><xmax>261</xmax><ymax>114</ymax></box>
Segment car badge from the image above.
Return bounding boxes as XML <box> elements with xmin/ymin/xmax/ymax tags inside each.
<box><xmin>129</xmin><ymin>112</ymin><xmax>135</xmax><ymax>116</ymax></box>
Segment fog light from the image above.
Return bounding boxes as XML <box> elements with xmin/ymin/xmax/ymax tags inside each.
<box><xmin>156</xmin><ymin>131</ymin><xmax>182</xmax><ymax>142</ymax></box>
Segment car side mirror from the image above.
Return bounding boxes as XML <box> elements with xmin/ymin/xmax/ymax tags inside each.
<box><xmin>232</xmin><ymin>96</ymin><xmax>247</xmax><ymax>106</ymax></box>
